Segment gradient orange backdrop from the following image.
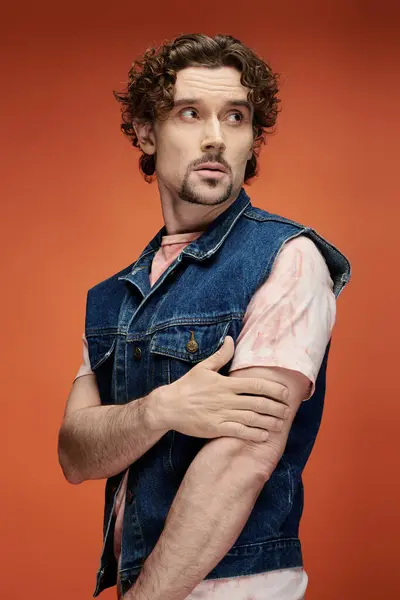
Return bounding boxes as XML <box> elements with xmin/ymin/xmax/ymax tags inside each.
<box><xmin>1</xmin><ymin>1</ymin><xmax>399</xmax><ymax>598</ymax></box>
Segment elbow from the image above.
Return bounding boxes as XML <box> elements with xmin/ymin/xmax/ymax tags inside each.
<box><xmin>57</xmin><ymin>428</ymin><xmax>85</xmax><ymax>485</ymax></box>
<box><xmin>66</xmin><ymin>472</ymin><xmax>85</xmax><ymax>485</ymax></box>
<box><xmin>58</xmin><ymin>448</ymin><xmax>85</xmax><ymax>485</ymax></box>
<box><xmin>62</xmin><ymin>465</ymin><xmax>84</xmax><ymax>485</ymax></box>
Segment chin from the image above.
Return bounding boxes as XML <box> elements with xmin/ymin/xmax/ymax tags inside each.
<box><xmin>179</xmin><ymin>179</ymin><xmax>233</xmax><ymax>206</ymax></box>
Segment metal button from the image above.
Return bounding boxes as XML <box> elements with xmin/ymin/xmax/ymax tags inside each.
<box><xmin>186</xmin><ymin>330</ymin><xmax>199</xmax><ymax>353</ymax></box>
<box><xmin>133</xmin><ymin>347</ymin><xmax>142</xmax><ymax>360</ymax></box>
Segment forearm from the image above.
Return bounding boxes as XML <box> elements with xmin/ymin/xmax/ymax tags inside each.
<box><xmin>128</xmin><ymin>436</ymin><xmax>266</xmax><ymax>600</ymax></box>
<box><xmin>125</xmin><ymin>367</ymin><xmax>304</xmax><ymax>599</ymax></box>
<box><xmin>58</xmin><ymin>394</ymin><xmax>167</xmax><ymax>484</ymax></box>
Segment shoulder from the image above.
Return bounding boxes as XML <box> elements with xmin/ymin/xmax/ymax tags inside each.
<box><xmin>277</xmin><ymin>234</ymin><xmax>331</xmax><ymax>269</ymax></box>
<box><xmin>269</xmin><ymin>234</ymin><xmax>334</xmax><ymax>290</ymax></box>
<box><xmin>242</xmin><ymin>206</ymin><xmax>306</xmax><ymax>239</ymax></box>
<box><xmin>243</xmin><ymin>205</ymin><xmax>351</xmax><ymax>298</ymax></box>
<box><xmin>243</xmin><ymin>205</ymin><xmax>304</xmax><ymax>228</ymax></box>
<box><xmin>85</xmin><ymin>262</ymin><xmax>136</xmax><ymax>331</ymax></box>
<box><xmin>88</xmin><ymin>262</ymin><xmax>134</xmax><ymax>295</ymax></box>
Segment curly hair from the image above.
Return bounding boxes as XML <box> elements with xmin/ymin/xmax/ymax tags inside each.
<box><xmin>114</xmin><ymin>33</ymin><xmax>280</xmax><ymax>183</ymax></box>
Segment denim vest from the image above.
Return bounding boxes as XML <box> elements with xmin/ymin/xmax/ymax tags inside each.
<box><xmin>86</xmin><ymin>189</ymin><xmax>351</xmax><ymax>596</ymax></box>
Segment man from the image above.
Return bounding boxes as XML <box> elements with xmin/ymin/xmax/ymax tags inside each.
<box><xmin>58</xmin><ymin>33</ymin><xmax>351</xmax><ymax>600</ymax></box>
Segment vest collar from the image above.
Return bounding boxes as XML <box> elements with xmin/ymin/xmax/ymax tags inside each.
<box><xmin>143</xmin><ymin>187</ymin><xmax>251</xmax><ymax>263</ymax></box>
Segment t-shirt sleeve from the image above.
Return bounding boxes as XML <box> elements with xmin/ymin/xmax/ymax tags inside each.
<box><xmin>228</xmin><ymin>235</ymin><xmax>337</xmax><ymax>400</ymax></box>
<box><xmin>73</xmin><ymin>333</ymin><xmax>94</xmax><ymax>382</ymax></box>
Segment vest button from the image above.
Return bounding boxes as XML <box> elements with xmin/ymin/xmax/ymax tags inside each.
<box><xmin>186</xmin><ymin>330</ymin><xmax>199</xmax><ymax>353</ymax></box>
<box><xmin>133</xmin><ymin>347</ymin><xmax>142</xmax><ymax>360</ymax></box>
<box><xmin>126</xmin><ymin>489</ymin><xmax>134</xmax><ymax>504</ymax></box>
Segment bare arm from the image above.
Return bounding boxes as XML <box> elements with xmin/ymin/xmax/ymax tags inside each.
<box><xmin>58</xmin><ymin>337</ymin><xmax>287</xmax><ymax>486</ymax></box>
<box><xmin>57</xmin><ymin>374</ymin><xmax>167</xmax><ymax>484</ymax></box>
<box><xmin>126</xmin><ymin>366</ymin><xmax>310</xmax><ymax>600</ymax></box>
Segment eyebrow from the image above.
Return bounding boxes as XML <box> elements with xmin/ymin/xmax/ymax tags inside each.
<box><xmin>172</xmin><ymin>98</ymin><xmax>253</xmax><ymax>113</ymax></box>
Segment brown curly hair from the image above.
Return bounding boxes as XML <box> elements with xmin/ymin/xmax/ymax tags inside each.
<box><xmin>114</xmin><ymin>33</ymin><xmax>280</xmax><ymax>183</ymax></box>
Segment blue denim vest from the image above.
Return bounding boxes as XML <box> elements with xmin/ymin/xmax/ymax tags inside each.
<box><xmin>85</xmin><ymin>189</ymin><xmax>351</xmax><ymax>596</ymax></box>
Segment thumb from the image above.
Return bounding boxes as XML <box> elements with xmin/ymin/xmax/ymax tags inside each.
<box><xmin>201</xmin><ymin>336</ymin><xmax>235</xmax><ymax>371</ymax></box>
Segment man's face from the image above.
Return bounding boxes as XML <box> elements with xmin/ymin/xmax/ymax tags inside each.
<box><xmin>148</xmin><ymin>66</ymin><xmax>254</xmax><ymax>206</ymax></box>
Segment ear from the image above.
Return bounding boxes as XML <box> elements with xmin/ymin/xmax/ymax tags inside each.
<box><xmin>133</xmin><ymin>121</ymin><xmax>156</xmax><ymax>155</ymax></box>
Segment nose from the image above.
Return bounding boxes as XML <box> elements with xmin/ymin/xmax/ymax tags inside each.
<box><xmin>200</xmin><ymin>118</ymin><xmax>226</xmax><ymax>154</ymax></box>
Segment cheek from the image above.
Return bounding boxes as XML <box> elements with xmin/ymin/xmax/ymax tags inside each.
<box><xmin>230</xmin><ymin>132</ymin><xmax>254</xmax><ymax>162</ymax></box>
<box><xmin>156</xmin><ymin>152</ymin><xmax>189</xmax><ymax>184</ymax></box>
<box><xmin>159</xmin><ymin>132</ymin><xmax>192</xmax><ymax>165</ymax></box>
<box><xmin>231</xmin><ymin>144</ymin><xmax>254</xmax><ymax>173</ymax></box>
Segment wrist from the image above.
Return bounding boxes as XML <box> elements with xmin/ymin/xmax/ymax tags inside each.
<box><xmin>143</xmin><ymin>387</ymin><xmax>170</xmax><ymax>434</ymax></box>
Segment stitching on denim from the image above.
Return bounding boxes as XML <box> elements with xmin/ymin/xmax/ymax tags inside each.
<box><xmin>150</xmin><ymin>347</ymin><xmax>212</xmax><ymax>361</ymax></box>
<box><xmin>87</xmin><ymin>328</ymin><xmax>121</xmax><ymax>335</ymax></box>
<box><xmin>280</xmin><ymin>455</ymin><xmax>294</xmax><ymax>508</ymax></box>
<box><xmin>148</xmin><ymin>314</ymin><xmax>244</xmax><ymax>334</ymax></box>
<box><xmin>183</xmin><ymin>199</ymin><xmax>250</xmax><ymax>259</ymax></box>
<box><xmin>243</xmin><ymin>211</ymin><xmax>351</xmax><ymax>280</ymax></box>
<box><xmin>112</xmin><ymin>337</ymin><xmax>118</xmax><ymax>403</ymax></box>
<box><xmin>129</xmin><ymin>497</ymin><xmax>146</xmax><ymax>554</ymax></box>
<box><xmin>166</xmin><ymin>357</ymin><xmax>171</xmax><ymax>385</ymax></box>
<box><xmin>97</xmin><ymin>480</ymin><xmax>124</xmax><ymax>574</ymax></box>
<box><xmin>91</xmin><ymin>338</ymin><xmax>116</xmax><ymax>371</ymax></box>
<box><xmin>243</xmin><ymin>210</ymin><xmax>303</xmax><ymax>227</ymax></box>
<box><xmin>228</xmin><ymin>536</ymin><xmax>301</xmax><ymax>551</ymax></box>
<box><xmin>258</xmin><ymin>229</ymin><xmax>351</xmax><ymax>300</ymax></box>
<box><xmin>164</xmin><ymin>359</ymin><xmax>177</xmax><ymax>478</ymax></box>
<box><xmin>132</xmin><ymin>254</ymin><xmax>184</xmax><ymax>322</ymax></box>
<box><xmin>117</xmin><ymin>249</ymin><xmax>156</xmax><ymax>281</ymax></box>
<box><xmin>87</xmin><ymin>315</ymin><xmax>245</xmax><ymax>339</ymax></box>
<box><xmin>150</xmin><ymin>319</ymin><xmax>234</xmax><ymax>361</ymax></box>
<box><xmin>168</xmin><ymin>430</ymin><xmax>176</xmax><ymax>475</ymax></box>
<box><xmin>124</xmin><ymin>334</ymin><xmax>128</xmax><ymax>403</ymax></box>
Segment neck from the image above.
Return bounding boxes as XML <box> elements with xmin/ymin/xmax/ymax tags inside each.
<box><xmin>158</xmin><ymin>182</ymin><xmax>239</xmax><ymax>235</ymax></box>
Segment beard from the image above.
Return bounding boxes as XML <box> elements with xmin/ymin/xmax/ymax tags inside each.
<box><xmin>177</xmin><ymin>153</ymin><xmax>234</xmax><ymax>206</ymax></box>
<box><xmin>178</xmin><ymin>175</ymin><xmax>233</xmax><ymax>206</ymax></box>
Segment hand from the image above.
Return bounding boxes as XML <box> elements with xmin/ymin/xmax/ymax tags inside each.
<box><xmin>148</xmin><ymin>336</ymin><xmax>289</xmax><ymax>442</ymax></box>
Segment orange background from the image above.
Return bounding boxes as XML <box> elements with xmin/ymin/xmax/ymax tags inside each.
<box><xmin>1</xmin><ymin>1</ymin><xmax>399</xmax><ymax>598</ymax></box>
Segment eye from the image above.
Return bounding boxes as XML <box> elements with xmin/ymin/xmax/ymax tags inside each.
<box><xmin>180</xmin><ymin>108</ymin><xmax>198</xmax><ymax>120</ymax></box>
<box><xmin>226</xmin><ymin>111</ymin><xmax>245</xmax><ymax>124</ymax></box>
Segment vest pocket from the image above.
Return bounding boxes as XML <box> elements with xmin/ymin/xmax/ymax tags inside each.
<box><xmin>86</xmin><ymin>333</ymin><xmax>117</xmax><ymax>404</ymax></box>
<box><xmin>149</xmin><ymin>319</ymin><xmax>233</xmax><ymax>367</ymax></box>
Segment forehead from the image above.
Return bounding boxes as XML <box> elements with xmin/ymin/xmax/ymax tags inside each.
<box><xmin>174</xmin><ymin>66</ymin><xmax>249</xmax><ymax>102</ymax></box>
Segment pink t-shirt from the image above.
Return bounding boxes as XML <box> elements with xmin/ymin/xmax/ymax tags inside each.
<box><xmin>74</xmin><ymin>233</ymin><xmax>336</xmax><ymax>599</ymax></box>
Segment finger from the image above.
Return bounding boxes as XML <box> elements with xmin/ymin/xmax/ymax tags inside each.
<box><xmin>230</xmin><ymin>394</ymin><xmax>289</xmax><ymax>419</ymax></box>
<box><xmin>217</xmin><ymin>421</ymin><xmax>270</xmax><ymax>443</ymax></box>
<box><xmin>227</xmin><ymin>410</ymin><xmax>284</xmax><ymax>432</ymax></box>
<box><xmin>199</xmin><ymin>336</ymin><xmax>235</xmax><ymax>372</ymax></box>
<box><xmin>230</xmin><ymin>377</ymin><xmax>288</xmax><ymax>403</ymax></box>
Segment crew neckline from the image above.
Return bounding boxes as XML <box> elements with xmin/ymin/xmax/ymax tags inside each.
<box><xmin>160</xmin><ymin>231</ymin><xmax>203</xmax><ymax>246</ymax></box>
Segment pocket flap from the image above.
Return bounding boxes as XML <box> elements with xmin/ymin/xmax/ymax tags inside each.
<box><xmin>150</xmin><ymin>321</ymin><xmax>232</xmax><ymax>363</ymax></box>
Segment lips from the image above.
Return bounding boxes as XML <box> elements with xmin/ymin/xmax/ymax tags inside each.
<box><xmin>194</xmin><ymin>163</ymin><xmax>228</xmax><ymax>174</ymax></box>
